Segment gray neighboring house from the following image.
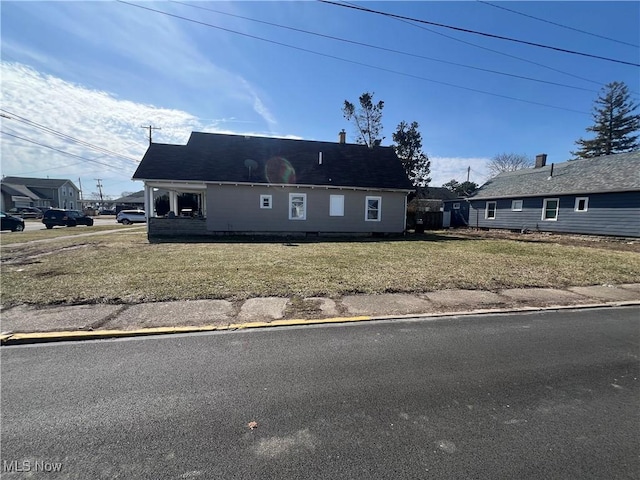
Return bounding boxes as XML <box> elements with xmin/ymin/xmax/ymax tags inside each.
<box><xmin>132</xmin><ymin>131</ymin><xmax>414</xmax><ymax>239</ymax></box>
<box><xmin>0</xmin><ymin>177</ymin><xmax>81</xmax><ymax>211</ymax></box>
<box><xmin>467</xmin><ymin>152</ymin><xmax>640</xmax><ymax>237</ymax></box>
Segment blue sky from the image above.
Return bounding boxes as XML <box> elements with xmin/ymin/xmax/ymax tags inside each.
<box><xmin>1</xmin><ymin>1</ymin><xmax>638</xmax><ymax>198</ymax></box>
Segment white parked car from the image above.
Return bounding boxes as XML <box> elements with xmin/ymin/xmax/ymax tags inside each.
<box><xmin>116</xmin><ymin>210</ymin><xmax>146</xmax><ymax>225</ymax></box>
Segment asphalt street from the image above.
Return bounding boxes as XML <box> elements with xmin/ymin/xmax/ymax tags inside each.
<box><xmin>1</xmin><ymin>307</ymin><xmax>638</xmax><ymax>479</ymax></box>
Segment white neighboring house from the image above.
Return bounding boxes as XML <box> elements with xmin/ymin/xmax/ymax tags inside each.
<box><xmin>0</xmin><ymin>176</ymin><xmax>81</xmax><ymax>211</ymax></box>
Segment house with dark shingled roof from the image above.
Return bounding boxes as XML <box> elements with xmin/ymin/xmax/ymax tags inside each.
<box><xmin>1</xmin><ymin>177</ymin><xmax>81</xmax><ymax>212</ymax></box>
<box><xmin>465</xmin><ymin>151</ymin><xmax>640</xmax><ymax>237</ymax></box>
<box><xmin>132</xmin><ymin>132</ymin><xmax>414</xmax><ymax>238</ymax></box>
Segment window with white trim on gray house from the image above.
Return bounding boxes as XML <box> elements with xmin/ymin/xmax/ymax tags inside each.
<box><xmin>260</xmin><ymin>194</ymin><xmax>272</xmax><ymax>209</ymax></box>
<box><xmin>542</xmin><ymin>198</ymin><xmax>559</xmax><ymax>220</ymax></box>
<box><xmin>574</xmin><ymin>197</ymin><xmax>589</xmax><ymax>212</ymax></box>
<box><xmin>365</xmin><ymin>196</ymin><xmax>381</xmax><ymax>221</ymax></box>
<box><xmin>289</xmin><ymin>193</ymin><xmax>306</xmax><ymax>220</ymax></box>
<box><xmin>329</xmin><ymin>195</ymin><xmax>344</xmax><ymax>216</ymax></box>
<box><xmin>511</xmin><ymin>200</ymin><xmax>523</xmax><ymax>211</ymax></box>
<box><xmin>485</xmin><ymin>201</ymin><xmax>496</xmax><ymax>219</ymax></box>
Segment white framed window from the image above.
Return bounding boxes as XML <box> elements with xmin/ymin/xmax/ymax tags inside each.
<box><xmin>260</xmin><ymin>194</ymin><xmax>272</xmax><ymax>209</ymax></box>
<box><xmin>485</xmin><ymin>201</ymin><xmax>497</xmax><ymax>219</ymax></box>
<box><xmin>453</xmin><ymin>202</ymin><xmax>460</xmax><ymax>210</ymax></box>
<box><xmin>329</xmin><ymin>195</ymin><xmax>344</xmax><ymax>216</ymax></box>
<box><xmin>542</xmin><ymin>198</ymin><xmax>559</xmax><ymax>221</ymax></box>
<box><xmin>511</xmin><ymin>200</ymin><xmax>523</xmax><ymax>211</ymax></box>
<box><xmin>289</xmin><ymin>193</ymin><xmax>306</xmax><ymax>220</ymax></box>
<box><xmin>365</xmin><ymin>196</ymin><xmax>381</xmax><ymax>221</ymax></box>
<box><xmin>574</xmin><ymin>197</ymin><xmax>589</xmax><ymax>212</ymax></box>
<box><xmin>69</xmin><ymin>190</ymin><xmax>74</xmax><ymax>198</ymax></box>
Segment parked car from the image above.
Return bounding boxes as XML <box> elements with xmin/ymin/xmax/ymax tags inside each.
<box><xmin>42</xmin><ymin>209</ymin><xmax>94</xmax><ymax>229</ymax></box>
<box><xmin>0</xmin><ymin>211</ymin><xmax>25</xmax><ymax>232</ymax></box>
<box><xmin>116</xmin><ymin>210</ymin><xmax>146</xmax><ymax>225</ymax></box>
<box><xmin>99</xmin><ymin>208</ymin><xmax>116</xmax><ymax>215</ymax></box>
<box><xmin>7</xmin><ymin>207</ymin><xmax>43</xmax><ymax>219</ymax></box>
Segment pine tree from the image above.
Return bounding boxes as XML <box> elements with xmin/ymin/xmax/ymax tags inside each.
<box><xmin>572</xmin><ymin>81</ymin><xmax>639</xmax><ymax>159</ymax></box>
<box><xmin>342</xmin><ymin>92</ymin><xmax>384</xmax><ymax>148</ymax></box>
<box><xmin>392</xmin><ymin>121</ymin><xmax>431</xmax><ymax>187</ymax></box>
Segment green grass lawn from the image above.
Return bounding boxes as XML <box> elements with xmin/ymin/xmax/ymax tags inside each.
<box><xmin>1</xmin><ymin>230</ymin><xmax>639</xmax><ymax>307</ymax></box>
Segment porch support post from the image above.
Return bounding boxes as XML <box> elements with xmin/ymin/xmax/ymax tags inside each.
<box><xmin>144</xmin><ymin>184</ymin><xmax>154</xmax><ymax>220</ymax></box>
<box><xmin>170</xmin><ymin>191</ymin><xmax>179</xmax><ymax>215</ymax></box>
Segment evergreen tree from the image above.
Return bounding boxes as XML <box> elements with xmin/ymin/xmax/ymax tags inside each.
<box><xmin>442</xmin><ymin>179</ymin><xmax>478</xmax><ymax>196</ymax></box>
<box><xmin>342</xmin><ymin>92</ymin><xmax>384</xmax><ymax>148</ymax></box>
<box><xmin>392</xmin><ymin>121</ymin><xmax>431</xmax><ymax>187</ymax></box>
<box><xmin>572</xmin><ymin>81</ymin><xmax>639</xmax><ymax>158</ymax></box>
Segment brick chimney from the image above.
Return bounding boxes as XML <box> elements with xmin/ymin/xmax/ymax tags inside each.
<box><xmin>535</xmin><ymin>153</ymin><xmax>547</xmax><ymax>168</ymax></box>
<box><xmin>338</xmin><ymin>129</ymin><xmax>346</xmax><ymax>144</ymax></box>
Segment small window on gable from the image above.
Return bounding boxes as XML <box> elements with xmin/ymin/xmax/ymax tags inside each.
<box><xmin>575</xmin><ymin>197</ymin><xmax>588</xmax><ymax>212</ymax></box>
<box><xmin>260</xmin><ymin>194</ymin><xmax>272</xmax><ymax>209</ymax></box>
<box><xmin>542</xmin><ymin>198</ymin><xmax>559</xmax><ymax>220</ymax></box>
<box><xmin>485</xmin><ymin>201</ymin><xmax>496</xmax><ymax>219</ymax></box>
<box><xmin>365</xmin><ymin>196</ymin><xmax>381</xmax><ymax>221</ymax></box>
<box><xmin>329</xmin><ymin>195</ymin><xmax>344</xmax><ymax>216</ymax></box>
<box><xmin>511</xmin><ymin>200</ymin><xmax>523</xmax><ymax>211</ymax></box>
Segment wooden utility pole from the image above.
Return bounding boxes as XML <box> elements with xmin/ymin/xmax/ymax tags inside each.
<box><xmin>141</xmin><ymin>125</ymin><xmax>161</xmax><ymax>145</ymax></box>
<box><xmin>94</xmin><ymin>178</ymin><xmax>104</xmax><ymax>205</ymax></box>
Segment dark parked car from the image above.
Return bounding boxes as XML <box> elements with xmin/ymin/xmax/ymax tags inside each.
<box><xmin>0</xmin><ymin>211</ymin><xmax>25</xmax><ymax>232</ymax></box>
<box><xmin>42</xmin><ymin>209</ymin><xmax>94</xmax><ymax>229</ymax></box>
<box><xmin>7</xmin><ymin>207</ymin><xmax>43</xmax><ymax>219</ymax></box>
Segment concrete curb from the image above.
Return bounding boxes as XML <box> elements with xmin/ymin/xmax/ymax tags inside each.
<box><xmin>2</xmin><ymin>301</ymin><xmax>638</xmax><ymax>346</ymax></box>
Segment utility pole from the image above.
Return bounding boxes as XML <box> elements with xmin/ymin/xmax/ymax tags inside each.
<box><xmin>141</xmin><ymin>125</ymin><xmax>161</xmax><ymax>145</ymax></box>
<box><xmin>467</xmin><ymin>166</ymin><xmax>471</xmax><ymax>182</ymax></box>
<box><xmin>95</xmin><ymin>178</ymin><xmax>104</xmax><ymax>206</ymax></box>
<box><xmin>78</xmin><ymin>178</ymin><xmax>83</xmax><ymax>202</ymax></box>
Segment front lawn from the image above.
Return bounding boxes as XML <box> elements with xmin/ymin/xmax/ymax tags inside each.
<box><xmin>1</xmin><ymin>230</ymin><xmax>638</xmax><ymax>307</ymax></box>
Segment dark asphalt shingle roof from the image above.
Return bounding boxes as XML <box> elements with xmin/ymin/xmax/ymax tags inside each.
<box><xmin>1</xmin><ymin>176</ymin><xmax>78</xmax><ymax>190</ymax></box>
<box><xmin>471</xmin><ymin>151</ymin><xmax>640</xmax><ymax>199</ymax></box>
<box><xmin>133</xmin><ymin>132</ymin><xmax>414</xmax><ymax>191</ymax></box>
<box><xmin>0</xmin><ymin>183</ymin><xmax>41</xmax><ymax>199</ymax></box>
<box><xmin>414</xmin><ymin>186</ymin><xmax>459</xmax><ymax>200</ymax></box>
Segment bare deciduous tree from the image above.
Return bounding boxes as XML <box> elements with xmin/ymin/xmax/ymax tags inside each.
<box><xmin>487</xmin><ymin>153</ymin><xmax>532</xmax><ymax>177</ymax></box>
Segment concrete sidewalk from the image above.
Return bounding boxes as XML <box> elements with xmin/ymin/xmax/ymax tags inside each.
<box><xmin>1</xmin><ymin>284</ymin><xmax>639</xmax><ymax>344</ymax></box>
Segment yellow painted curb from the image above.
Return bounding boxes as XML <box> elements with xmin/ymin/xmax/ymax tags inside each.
<box><xmin>0</xmin><ymin>316</ymin><xmax>372</xmax><ymax>345</ymax></box>
<box><xmin>2</xmin><ymin>302</ymin><xmax>638</xmax><ymax>346</ymax></box>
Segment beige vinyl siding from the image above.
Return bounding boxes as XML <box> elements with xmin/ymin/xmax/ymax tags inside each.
<box><xmin>206</xmin><ymin>184</ymin><xmax>407</xmax><ymax>233</ymax></box>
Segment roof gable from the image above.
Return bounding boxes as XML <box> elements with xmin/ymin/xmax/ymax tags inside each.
<box><xmin>133</xmin><ymin>132</ymin><xmax>414</xmax><ymax>191</ymax></box>
<box><xmin>471</xmin><ymin>151</ymin><xmax>640</xmax><ymax>199</ymax></box>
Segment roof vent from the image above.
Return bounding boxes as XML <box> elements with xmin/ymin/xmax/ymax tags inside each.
<box><xmin>318</xmin><ymin>152</ymin><xmax>323</xmax><ymax>165</ymax></box>
<box><xmin>244</xmin><ymin>159</ymin><xmax>258</xmax><ymax>179</ymax></box>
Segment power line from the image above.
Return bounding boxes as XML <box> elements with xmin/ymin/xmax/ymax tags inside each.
<box><xmin>339</xmin><ymin>1</ymin><xmax>618</xmax><ymax>91</ymax></box>
<box><xmin>117</xmin><ymin>1</ymin><xmax>591</xmax><ymax>115</ymax></box>
<box><xmin>477</xmin><ymin>0</ymin><xmax>640</xmax><ymax>49</ymax></box>
<box><xmin>0</xmin><ymin>130</ymin><xmax>133</xmax><ymax>176</ymax></box>
<box><xmin>172</xmin><ymin>1</ymin><xmax>597</xmax><ymax>93</ymax></box>
<box><xmin>318</xmin><ymin>0</ymin><xmax>640</xmax><ymax>67</ymax></box>
<box><xmin>0</xmin><ymin>109</ymin><xmax>139</xmax><ymax>163</ymax></box>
